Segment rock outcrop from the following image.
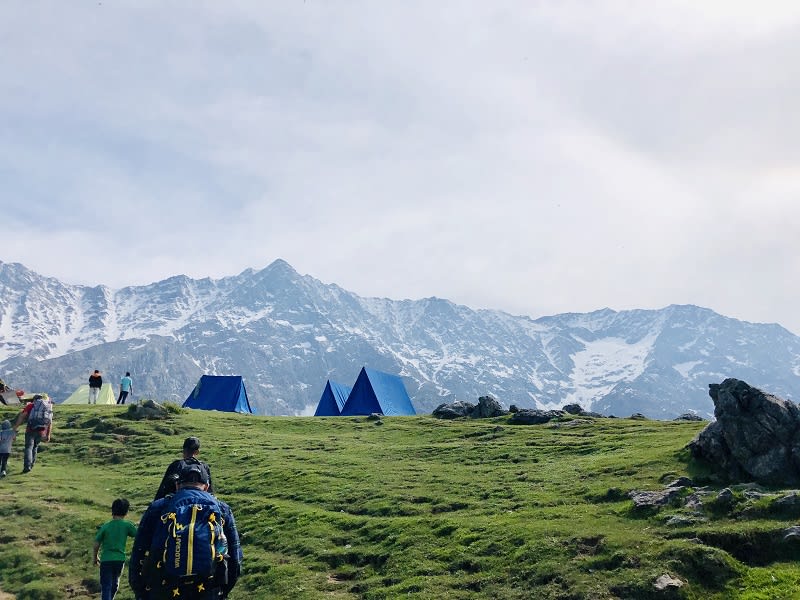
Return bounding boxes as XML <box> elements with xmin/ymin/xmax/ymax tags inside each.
<box><xmin>508</xmin><ymin>409</ymin><xmax>563</xmax><ymax>425</ymax></box>
<box><xmin>432</xmin><ymin>395</ymin><xmax>507</xmax><ymax>419</ymax></box>
<box><xmin>124</xmin><ymin>399</ymin><xmax>171</xmax><ymax>420</ymax></box>
<box><xmin>688</xmin><ymin>378</ymin><xmax>800</xmax><ymax>485</ymax></box>
<box><xmin>561</xmin><ymin>403</ymin><xmax>606</xmax><ymax>418</ymax></box>
<box><xmin>473</xmin><ymin>395</ymin><xmax>506</xmax><ymax>418</ymax></box>
<box><xmin>432</xmin><ymin>401</ymin><xmax>475</xmax><ymax>419</ymax></box>
<box><xmin>674</xmin><ymin>413</ymin><xmax>704</xmax><ymax>422</ymax></box>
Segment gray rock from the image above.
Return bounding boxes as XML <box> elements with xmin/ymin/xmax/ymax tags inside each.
<box><xmin>629</xmin><ymin>488</ymin><xmax>683</xmax><ymax>509</ymax></box>
<box><xmin>559</xmin><ymin>403</ymin><xmax>605</xmax><ymax>418</ymax></box>
<box><xmin>743</xmin><ymin>490</ymin><xmax>769</xmax><ymax>501</ymax></box>
<box><xmin>683</xmin><ymin>493</ymin><xmax>704</xmax><ymax>513</ymax></box>
<box><xmin>665</xmin><ymin>515</ymin><xmax>705</xmax><ymax>527</ymax></box>
<box><xmin>432</xmin><ymin>401</ymin><xmax>475</xmax><ymax>419</ymax></box>
<box><xmin>654</xmin><ymin>574</ymin><xmax>684</xmax><ymax>591</ymax></box>
<box><xmin>471</xmin><ymin>395</ymin><xmax>507</xmax><ymax>418</ymax></box>
<box><xmin>125</xmin><ymin>399</ymin><xmax>170</xmax><ymax>420</ymax></box>
<box><xmin>665</xmin><ymin>477</ymin><xmax>694</xmax><ymax>488</ymax></box>
<box><xmin>675</xmin><ymin>413</ymin><xmax>704</xmax><ymax>421</ymax></box>
<box><xmin>688</xmin><ymin>378</ymin><xmax>800</xmax><ymax>485</ymax></box>
<box><xmin>630</xmin><ymin>413</ymin><xmax>648</xmax><ymax>420</ymax></box>
<box><xmin>783</xmin><ymin>526</ymin><xmax>800</xmax><ymax>541</ymax></box>
<box><xmin>508</xmin><ymin>409</ymin><xmax>563</xmax><ymax>425</ymax></box>
<box><xmin>581</xmin><ymin>411</ymin><xmax>606</xmax><ymax>418</ymax></box>
<box><xmin>772</xmin><ymin>491</ymin><xmax>800</xmax><ymax>511</ymax></box>
<box><xmin>716</xmin><ymin>488</ymin><xmax>735</xmax><ymax>507</ymax></box>
<box><xmin>730</xmin><ymin>482</ymin><xmax>766</xmax><ymax>492</ymax></box>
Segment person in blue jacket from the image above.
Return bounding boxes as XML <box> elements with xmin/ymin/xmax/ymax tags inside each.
<box><xmin>129</xmin><ymin>464</ymin><xmax>242</xmax><ymax>599</ymax></box>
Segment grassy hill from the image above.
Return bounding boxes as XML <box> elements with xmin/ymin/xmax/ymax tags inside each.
<box><xmin>0</xmin><ymin>404</ymin><xmax>798</xmax><ymax>599</ymax></box>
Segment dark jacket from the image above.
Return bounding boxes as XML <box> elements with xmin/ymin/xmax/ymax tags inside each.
<box><xmin>153</xmin><ymin>457</ymin><xmax>213</xmax><ymax>501</ymax></box>
<box><xmin>129</xmin><ymin>487</ymin><xmax>241</xmax><ymax>599</ymax></box>
<box><xmin>89</xmin><ymin>374</ymin><xmax>103</xmax><ymax>389</ymax></box>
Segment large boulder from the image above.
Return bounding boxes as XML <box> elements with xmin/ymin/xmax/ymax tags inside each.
<box><xmin>472</xmin><ymin>395</ymin><xmax>507</xmax><ymax>418</ymax></box>
<box><xmin>687</xmin><ymin>378</ymin><xmax>800</xmax><ymax>485</ymax></box>
<box><xmin>432</xmin><ymin>401</ymin><xmax>475</xmax><ymax>419</ymax></box>
<box><xmin>432</xmin><ymin>396</ymin><xmax>507</xmax><ymax>419</ymax></box>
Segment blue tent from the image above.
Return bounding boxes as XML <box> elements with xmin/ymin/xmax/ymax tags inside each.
<box><xmin>340</xmin><ymin>367</ymin><xmax>416</xmax><ymax>416</ymax></box>
<box><xmin>183</xmin><ymin>375</ymin><xmax>253</xmax><ymax>414</ymax></box>
<box><xmin>314</xmin><ymin>380</ymin><xmax>352</xmax><ymax>416</ymax></box>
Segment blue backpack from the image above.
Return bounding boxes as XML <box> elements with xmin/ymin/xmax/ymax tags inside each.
<box><xmin>149</xmin><ymin>493</ymin><xmax>228</xmax><ymax>593</ymax></box>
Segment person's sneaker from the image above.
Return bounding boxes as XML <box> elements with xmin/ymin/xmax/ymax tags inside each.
<box><xmin>0</xmin><ymin>471</ymin><xmax>6</xmax><ymax>477</ymax></box>
<box><xmin>21</xmin><ymin>468</ymin><xmax>30</xmax><ymax>474</ymax></box>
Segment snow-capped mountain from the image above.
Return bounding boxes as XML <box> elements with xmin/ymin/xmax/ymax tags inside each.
<box><xmin>1</xmin><ymin>259</ymin><xmax>799</xmax><ymax>418</ymax></box>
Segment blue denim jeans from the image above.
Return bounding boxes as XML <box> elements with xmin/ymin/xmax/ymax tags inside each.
<box><xmin>23</xmin><ymin>429</ymin><xmax>44</xmax><ymax>471</ymax></box>
<box><xmin>100</xmin><ymin>561</ymin><xmax>124</xmax><ymax>600</ymax></box>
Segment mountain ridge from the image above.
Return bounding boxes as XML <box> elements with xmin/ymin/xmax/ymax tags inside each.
<box><xmin>1</xmin><ymin>259</ymin><xmax>798</xmax><ymax>417</ymax></box>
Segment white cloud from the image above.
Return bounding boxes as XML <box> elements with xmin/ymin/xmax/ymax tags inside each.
<box><xmin>2</xmin><ymin>1</ymin><xmax>799</xmax><ymax>334</ymax></box>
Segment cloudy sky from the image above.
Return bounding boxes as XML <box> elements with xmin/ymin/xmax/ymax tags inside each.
<box><xmin>3</xmin><ymin>2</ymin><xmax>800</xmax><ymax>333</ymax></box>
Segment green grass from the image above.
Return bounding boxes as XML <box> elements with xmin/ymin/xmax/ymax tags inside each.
<box><xmin>0</xmin><ymin>405</ymin><xmax>798</xmax><ymax>599</ymax></box>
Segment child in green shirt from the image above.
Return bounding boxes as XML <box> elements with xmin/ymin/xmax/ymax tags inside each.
<box><xmin>93</xmin><ymin>498</ymin><xmax>137</xmax><ymax>600</ymax></box>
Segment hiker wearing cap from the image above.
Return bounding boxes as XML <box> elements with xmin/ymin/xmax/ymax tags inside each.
<box><xmin>130</xmin><ymin>463</ymin><xmax>242</xmax><ymax>600</ymax></box>
<box><xmin>13</xmin><ymin>393</ymin><xmax>53</xmax><ymax>473</ymax></box>
<box><xmin>153</xmin><ymin>436</ymin><xmax>213</xmax><ymax>501</ymax></box>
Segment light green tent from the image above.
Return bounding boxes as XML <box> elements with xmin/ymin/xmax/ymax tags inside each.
<box><xmin>62</xmin><ymin>383</ymin><xmax>117</xmax><ymax>405</ymax></box>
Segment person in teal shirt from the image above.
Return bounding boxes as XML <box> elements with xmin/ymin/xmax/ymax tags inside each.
<box><xmin>117</xmin><ymin>372</ymin><xmax>133</xmax><ymax>405</ymax></box>
<box><xmin>93</xmin><ymin>498</ymin><xmax>137</xmax><ymax>600</ymax></box>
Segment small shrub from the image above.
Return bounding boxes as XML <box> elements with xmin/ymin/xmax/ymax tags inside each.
<box><xmin>162</xmin><ymin>401</ymin><xmax>184</xmax><ymax>414</ymax></box>
<box><xmin>17</xmin><ymin>580</ymin><xmax>62</xmax><ymax>600</ymax></box>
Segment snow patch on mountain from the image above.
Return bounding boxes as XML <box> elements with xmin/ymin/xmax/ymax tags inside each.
<box><xmin>674</xmin><ymin>361</ymin><xmax>702</xmax><ymax>378</ymax></box>
<box><xmin>559</xmin><ymin>334</ymin><xmax>655</xmax><ymax>410</ymax></box>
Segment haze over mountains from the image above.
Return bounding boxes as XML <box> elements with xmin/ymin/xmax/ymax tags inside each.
<box><xmin>1</xmin><ymin>259</ymin><xmax>798</xmax><ymax>418</ymax></box>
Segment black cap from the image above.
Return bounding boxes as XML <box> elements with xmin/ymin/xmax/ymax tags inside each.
<box><xmin>177</xmin><ymin>463</ymin><xmax>209</xmax><ymax>485</ymax></box>
<box><xmin>183</xmin><ymin>437</ymin><xmax>200</xmax><ymax>453</ymax></box>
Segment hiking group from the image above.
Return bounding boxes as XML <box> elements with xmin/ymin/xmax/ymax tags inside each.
<box><xmin>96</xmin><ymin>436</ymin><xmax>242</xmax><ymax>600</ymax></box>
<box><xmin>0</xmin><ymin>380</ymin><xmax>243</xmax><ymax>599</ymax></box>
<box><xmin>0</xmin><ymin>367</ymin><xmax>133</xmax><ymax>476</ymax></box>
<box><xmin>88</xmin><ymin>368</ymin><xmax>134</xmax><ymax>404</ymax></box>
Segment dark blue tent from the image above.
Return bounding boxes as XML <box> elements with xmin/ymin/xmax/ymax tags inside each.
<box><xmin>340</xmin><ymin>367</ymin><xmax>416</xmax><ymax>416</ymax></box>
<box><xmin>183</xmin><ymin>375</ymin><xmax>253</xmax><ymax>414</ymax></box>
<box><xmin>314</xmin><ymin>380</ymin><xmax>352</xmax><ymax>416</ymax></box>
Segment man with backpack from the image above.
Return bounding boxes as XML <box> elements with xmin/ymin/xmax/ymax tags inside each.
<box><xmin>129</xmin><ymin>463</ymin><xmax>242</xmax><ymax>600</ymax></box>
<box><xmin>14</xmin><ymin>393</ymin><xmax>53</xmax><ymax>473</ymax></box>
<box><xmin>153</xmin><ymin>436</ymin><xmax>214</xmax><ymax>501</ymax></box>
